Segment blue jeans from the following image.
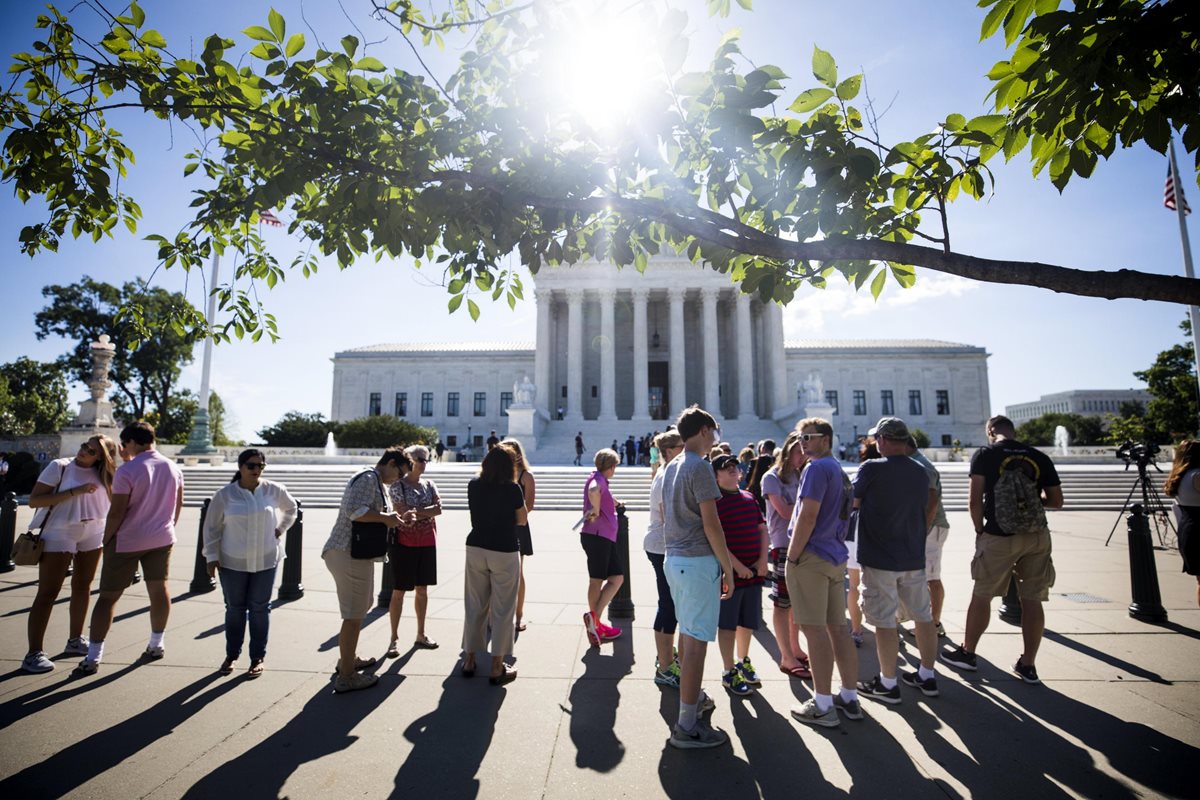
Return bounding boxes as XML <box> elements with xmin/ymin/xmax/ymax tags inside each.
<box><xmin>219</xmin><ymin>566</ymin><xmax>276</xmax><ymax>661</ymax></box>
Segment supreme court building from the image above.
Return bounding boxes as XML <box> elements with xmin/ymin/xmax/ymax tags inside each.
<box><xmin>331</xmin><ymin>258</ymin><xmax>991</xmax><ymax>459</ymax></box>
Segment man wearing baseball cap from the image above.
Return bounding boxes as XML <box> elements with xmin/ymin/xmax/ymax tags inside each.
<box><xmin>853</xmin><ymin>417</ymin><xmax>941</xmax><ymax>705</ymax></box>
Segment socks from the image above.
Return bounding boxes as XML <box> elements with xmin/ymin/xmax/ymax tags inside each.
<box><xmin>880</xmin><ymin>675</ymin><xmax>898</xmax><ymax>690</ymax></box>
<box><xmin>87</xmin><ymin>640</ymin><xmax>104</xmax><ymax>663</ymax></box>
<box><xmin>919</xmin><ymin>665</ymin><xmax>936</xmax><ymax>681</ymax></box>
<box><xmin>148</xmin><ymin>630</ymin><xmax>165</xmax><ymax>649</ymax></box>
<box><xmin>839</xmin><ymin>687</ymin><xmax>859</xmax><ymax>703</ymax></box>
<box><xmin>679</xmin><ymin>700</ymin><xmax>699</xmax><ymax>731</ymax></box>
<box><xmin>814</xmin><ymin>693</ymin><xmax>833</xmax><ymax>712</ymax></box>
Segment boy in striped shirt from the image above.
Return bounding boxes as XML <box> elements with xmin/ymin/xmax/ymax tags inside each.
<box><xmin>712</xmin><ymin>454</ymin><xmax>769</xmax><ymax>696</ymax></box>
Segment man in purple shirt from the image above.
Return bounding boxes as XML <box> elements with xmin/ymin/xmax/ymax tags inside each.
<box><xmin>75</xmin><ymin>421</ymin><xmax>183</xmax><ymax>675</ymax></box>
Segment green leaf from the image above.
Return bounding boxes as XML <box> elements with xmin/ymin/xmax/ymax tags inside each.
<box><xmin>980</xmin><ymin>1</ymin><xmax>1008</xmax><ymax>40</ymax></box>
<box><xmin>467</xmin><ymin>299</ymin><xmax>480</xmax><ymax>321</ymax></box>
<box><xmin>812</xmin><ymin>45</ymin><xmax>837</xmax><ymax>88</ymax></box>
<box><xmin>354</xmin><ymin>57</ymin><xmax>386</xmax><ymax>72</ymax></box>
<box><xmin>220</xmin><ymin>131</ymin><xmax>251</xmax><ymax>148</ymax></box>
<box><xmin>788</xmin><ymin>87</ymin><xmax>834</xmax><ymax>114</ymax></box>
<box><xmin>448</xmin><ymin>294</ymin><xmax>463</xmax><ymax>313</ymax></box>
<box><xmin>869</xmin><ymin>266</ymin><xmax>887</xmax><ymax>300</ymax></box>
<box><xmin>268</xmin><ymin>8</ymin><xmax>286</xmax><ymax>42</ymax></box>
<box><xmin>945</xmin><ymin>113</ymin><xmax>966</xmax><ymax>131</ymax></box>
<box><xmin>141</xmin><ymin>30</ymin><xmax>166</xmax><ymax>48</ymax></box>
<box><xmin>835</xmin><ymin>74</ymin><xmax>861</xmax><ymax>101</ymax></box>
<box><xmin>130</xmin><ymin>1</ymin><xmax>146</xmax><ymax>27</ymax></box>
<box><xmin>341</xmin><ymin>35</ymin><xmax>358</xmax><ymax>58</ymax></box>
<box><xmin>243</xmin><ymin>25</ymin><xmax>275</xmax><ymax>42</ymax></box>
<box><xmin>965</xmin><ymin>114</ymin><xmax>1007</xmax><ymax>135</ymax></box>
<box><xmin>285</xmin><ymin>33</ymin><xmax>304</xmax><ymax>58</ymax></box>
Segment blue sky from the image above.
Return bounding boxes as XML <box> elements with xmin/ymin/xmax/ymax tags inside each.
<box><xmin>0</xmin><ymin>0</ymin><xmax>1192</xmax><ymax>440</ymax></box>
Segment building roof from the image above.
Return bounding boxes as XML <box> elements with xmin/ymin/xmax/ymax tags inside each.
<box><xmin>336</xmin><ymin>342</ymin><xmax>535</xmax><ymax>356</ymax></box>
<box><xmin>784</xmin><ymin>339</ymin><xmax>983</xmax><ymax>351</ymax></box>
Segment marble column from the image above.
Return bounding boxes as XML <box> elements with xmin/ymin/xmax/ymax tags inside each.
<box><xmin>631</xmin><ymin>288</ymin><xmax>650</xmax><ymax>421</ymax></box>
<box><xmin>766</xmin><ymin>300</ymin><xmax>790</xmax><ymax>417</ymax></box>
<box><xmin>598</xmin><ymin>288</ymin><xmax>617</xmax><ymax>421</ymax></box>
<box><xmin>668</xmin><ymin>287</ymin><xmax>686</xmax><ymax>418</ymax></box>
<box><xmin>566</xmin><ymin>288</ymin><xmax>585</xmax><ymax>422</ymax></box>
<box><xmin>534</xmin><ymin>289</ymin><xmax>552</xmax><ymax>419</ymax></box>
<box><xmin>735</xmin><ymin>291</ymin><xmax>756</xmax><ymax>419</ymax></box>
<box><xmin>701</xmin><ymin>287</ymin><xmax>721</xmax><ymax>414</ymax></box>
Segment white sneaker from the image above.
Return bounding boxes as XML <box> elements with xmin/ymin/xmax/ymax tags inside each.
<box><xmin>22</xmin><ymin>652</ymin><xmax>54</xmax><ymax>673</ymax></box>
<box><xmin>64</xmin><ymin>636</ymin><xmax>89</xmax><ymax>656</ymax></box>
<box><xmin>791</xmin><ymin>699</ymin><xmax>841</xmax><ymax>728</ymax></box>
<box><xmin>669</xmin><ymin>719</ymin><xmax>728</xmax><ymax>749</ymax></box>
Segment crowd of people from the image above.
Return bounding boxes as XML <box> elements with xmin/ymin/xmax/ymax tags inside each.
<box><xmin>15</xmin><ymin>410</ymin><xmax>1200</xmax><ymax>754</ymax></box>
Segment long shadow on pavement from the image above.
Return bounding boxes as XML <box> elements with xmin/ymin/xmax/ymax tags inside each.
<box><xmin>0</xmin><ymin>670</ymin><xmax>237</xmax><ymax>797</ymax></box>
<box><xmin>566</xmin><ymin>639</ymin><xmax>635</xmax><ymax>772</ymax></box>
<box><xmin>0</xmin><ymin>660</ymin><xmax>143</xmax><ymax>729</ymax></box>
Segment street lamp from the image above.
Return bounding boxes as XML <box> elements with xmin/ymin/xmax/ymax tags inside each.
<box><xmin>467</xmin><ymin>423</ymin><xmax>473</xmax><ymax>455</ymax></box>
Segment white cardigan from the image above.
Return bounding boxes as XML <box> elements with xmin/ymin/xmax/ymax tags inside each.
<box><xmin>202</xmin><ymin>479</ymin><xmax>299</xmax><ymax>572</ymax></box>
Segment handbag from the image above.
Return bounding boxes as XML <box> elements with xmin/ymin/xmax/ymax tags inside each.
<box><xmin>349</xmin><ymin>471</ymin><xmax>391</xmax><ymax>559</ymax></box>
<box><xmin>14</xmin><ymin>468</ymin><xmax>65</xmax><ymax>566</ymax></box>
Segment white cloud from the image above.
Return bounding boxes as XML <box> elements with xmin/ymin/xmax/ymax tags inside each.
<box><xmin>782</xmin><ymin>272</ymin><xmax>977</xmax><ymax>335</ymax></box>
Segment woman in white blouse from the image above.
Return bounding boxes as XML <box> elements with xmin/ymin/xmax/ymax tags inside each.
<box><xmin>22</xmin><ymin>435</ymin><xmax>119</xmax><ymax>674</ymax></box>
<box><xmin>203</xmin><ymin>449</ymin><xmax>298</xmax><ymax>678</ymax></box>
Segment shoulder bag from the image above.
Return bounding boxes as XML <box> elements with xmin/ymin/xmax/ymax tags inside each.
<box><xmin>14</xmin><ymin>469</ymin><xmax>66</xmax><ymax>566</ymax></box>
<box><xmin>349</xmin><ymin>470</ymin><xmax>390</xmax><ymax>559</ymax></box>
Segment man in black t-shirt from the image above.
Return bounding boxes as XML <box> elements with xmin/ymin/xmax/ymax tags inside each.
<box><xmin>942</xmin><ymin>415</ymin><xmax>1063</xmax><ymax>685</ymax></box>
<box><xmin>574</xmin><ymin>433</ymin><xmax>585</xmax><ymax>466</ymax></box>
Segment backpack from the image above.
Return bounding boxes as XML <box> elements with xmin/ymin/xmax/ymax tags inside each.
<box><xmin>993</xmin><ymin>453</ymin><xmax>1049</xmax><ymax>536</ymax></box>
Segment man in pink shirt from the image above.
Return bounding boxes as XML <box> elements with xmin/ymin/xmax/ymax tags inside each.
<box><xmin>75</xmin><ymin>421</ymin><xmax>184</xmax><ymax>675</ymax></box>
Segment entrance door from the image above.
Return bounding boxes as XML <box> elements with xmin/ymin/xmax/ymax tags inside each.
<box><xmin>648</xmin><ymin>361</ymin><xmax>669</xmax><ymax>420</ymax></box>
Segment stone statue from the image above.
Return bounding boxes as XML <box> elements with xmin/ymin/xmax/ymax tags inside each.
<box><xmin>1054</xmin><ymin>425</ymin><xmax>1070</xmax><ymax>457</ymax></box>
<box><xmin>60</xmin><ymin>334</ymin><xmax>120</xmax><ymax>456</ymax></box>
<box><xmin>801</xmin><ymin>372</ymin><xmax>824</xmax><ymax>406</ymax></box>
<box><xmin>513</xmin><ymin>374</ymin><xmax>536</xmax><ymax>407</ymax></box>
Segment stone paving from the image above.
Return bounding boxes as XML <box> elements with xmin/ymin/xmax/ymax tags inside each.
<box><xmin>0</xmin><ymin>505</ymin><xmax>1196</xmax><ymax>799</ymax></box>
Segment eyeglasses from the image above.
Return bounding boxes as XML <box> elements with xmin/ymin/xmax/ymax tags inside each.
<box><xmin>80</xmin><ymin>443</ymin><xmax>99</xmax><ymax>456</ymax></box>
<box><xmin>243</xmin><ymin>462</ymin><xmax>266</xmax><ymax>470</ymax></box>
<box><xmin>414</xmin><ymin>457</ymin><xmax>428</xmax><ymax>463</ymax></box>
<box><xmin>800</xmin><ymin>433</ymin><xmax>828</xmax><ymax>441</ymax></box>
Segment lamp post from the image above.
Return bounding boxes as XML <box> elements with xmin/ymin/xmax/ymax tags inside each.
<box><xmin>467</xmin><ymin>423</ymin><xmax>473</xmax><ymax>458</ymax></box>
<box><xmin>181</xmin><ymin>253</ymin><xmax>220</xmax><ymax>456</ymax></box>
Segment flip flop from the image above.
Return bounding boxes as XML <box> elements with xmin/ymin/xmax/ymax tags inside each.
<box><xmin>219</xmin><ymin>657</ymin><xmax>236</xmax><ymax>676</ymax></box>
<box><xmin>515</xmin><ymin>620</ymin><xmax>528</xmax><ymax>632</ymax></box>
<box><xmin>247</xmin><ymin>659</ymin><xmax>265</xmax><ymax>679</ymax></box>
<box><xmin>780</xmin><ymin>663</ymin><xmax>812</xmax><ymax>678</ymax></box>
<box><xmin>414</xmin><ymin>637</ymin><xmax>439</xmax><ymax>650</ymax></box>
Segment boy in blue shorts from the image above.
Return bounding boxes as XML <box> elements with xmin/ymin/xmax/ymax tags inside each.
<box><xmin>712</xmin><ymin>454</ymin><xmax>769</xmax><ymax>696</ymax></box>
<box><xmin>661</xmin><ymin>406</ymin><xmax>735</xmax><ymax>749</ymax></box>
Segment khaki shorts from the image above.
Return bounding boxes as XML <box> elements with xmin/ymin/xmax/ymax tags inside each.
<box><xmin>925</xmin><ymin>525</ymin><xmax>950</xmax><ymax>580</ymax></box>
<box><xmin>860</xmin><ymin>566</ymin><xmax>932</xmax><ymax>628</ymax></box>
<box><xmin>971</xmin><ymin>532</ymin><xmax>1055</xmax><ymax>600</ymax></box>
<box><xmin>323</xmin><ymin>547</ymin><xmax>375</xmax><ymax>620</ymax></box>
<box><xmin>99</xmin><ymin>541</ymin><xmax>172</xmax><ymax>592</ymax></box>
<box><xmin>785</xmin><ymin>551</ymin><xmax>848</xmax><ymax>627</ymax></box>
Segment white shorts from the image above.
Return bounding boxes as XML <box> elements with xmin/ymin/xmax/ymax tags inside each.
<box><xmin>860</xmin><ymin>566</ymin><xmax>932</xmax><ymax>628</ymax></box>
<box><xmin>846</xmin><ymin>537</ymin><xmax>860</xmax><ymax>571</ymax></box>
<box><xmin>41</xmin><ymin>521</ymin><xmax>104</xmax><ymax>554</ymax></box>
<box><xmin>925</xmin><ymin>525</ymin><xmax>950</xmax><ymax>580</ymax></box>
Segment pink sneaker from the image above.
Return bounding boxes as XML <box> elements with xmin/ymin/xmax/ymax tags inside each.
<box><xmin>597</xmin><ymin>621</ymin><xmax>622</xmax><ymax>642</ymax></box>
<box><xmin>583</xmin><ymin>612</ymin><xmax>601</xmax><ymax>647</ymax></box>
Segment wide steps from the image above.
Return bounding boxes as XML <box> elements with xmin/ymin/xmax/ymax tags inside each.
<box><xmin>179</xmin><ymin>465</ymin><xmax>1165</xmax><ymax>514</ymax></box>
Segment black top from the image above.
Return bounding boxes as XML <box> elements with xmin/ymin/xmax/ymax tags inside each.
<box><xmin>970</xmin><ymin>439</ymin><xmax>1061</xmax><ymax>535</ymax></box>
<box><xmin>853</xmin><ymin>455</ymin><xmax>930</xmax><ymax>571</ymax></box>
<box><xmin>466</xmin><ymin>479</ymin><xmax>525</xmax><ymax>552</ymax></box>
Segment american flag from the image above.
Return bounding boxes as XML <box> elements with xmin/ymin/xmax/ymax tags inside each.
<box><xmin>260</xmin><ymin>209</ymin><xmax>283</xmax><ymax>227</ymax></box>
<box><xmin>1165</xmin><ymin>168</ymin><xmax>1191</xmax><ymax>215</ymax></box>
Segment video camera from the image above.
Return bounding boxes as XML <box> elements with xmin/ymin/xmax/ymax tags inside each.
<box><xmin>1115</xmin><ymin>440</ymin><xmax>1161</xmax><ymax>471</ymax></box>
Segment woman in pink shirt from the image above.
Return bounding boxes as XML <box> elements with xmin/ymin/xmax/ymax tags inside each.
<box><xmin>580</xmin><ymin>448</ymin><xmax>624</xmax><ymax>647</ymax></box>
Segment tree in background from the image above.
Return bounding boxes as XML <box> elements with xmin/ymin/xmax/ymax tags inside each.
<box><xmin>1016</xmin><ymin>412</ymin><xmax>1106</xmax><ymax>447</ymax></box>
<box><xmin>910</xmin><ymin>427</ymin><xmax>931</xmax><ymax>449</ymax></box>
<box><xmin>0</xmin><ymin>357</ymin><xmax>70</xmax><ymax>436</ymax></box>
<box><xmin>149</xmin><ymin>389</ymin><xmax>241</xmax><ymax>445</ymax></box>
<box><xmin>257</xmin><ymin>411</ymin><xmax>339</xmax><ymax>447</ymax></box>
<box><xmin>1132</xmin><ymin>321</ymin><xmax>1198</xmax><ymax>442</ymax></box>
<box><xmin>34</xmin><ymin>276</ymin><xmax>198</xmax><ymax>427</ymax></box>
<box><xmin>336</xmin><ymin>417</ymin><xmax>436</xmax><ymax>450</ymax></box>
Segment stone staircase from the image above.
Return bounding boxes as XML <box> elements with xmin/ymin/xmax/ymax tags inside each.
<box><xmin>179</xmin><ymin>464</ymin><xmax>1167</xmax><ymax>515</ymax></box>
<box><xmin>528</xmin><ymin>418</ymin><xmax>793</xmax><ymax>464</ymax></box>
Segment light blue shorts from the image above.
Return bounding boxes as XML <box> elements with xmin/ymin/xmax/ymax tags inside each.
<box><xmin>664</xmin><ymin>554</ymin><xmax>721</xmax><ymax>642</ymax></box>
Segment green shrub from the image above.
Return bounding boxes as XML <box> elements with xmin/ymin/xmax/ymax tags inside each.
<box><xmin>336</xmin><ymin>416</ymin><xmax>437</xmax><ymax>449</ymax></box>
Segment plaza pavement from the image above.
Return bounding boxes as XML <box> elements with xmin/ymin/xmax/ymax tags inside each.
<box><xmin>0</xmin><ymin>504</ymin><xmax>1197</xmax><ymax>799</ymax></box>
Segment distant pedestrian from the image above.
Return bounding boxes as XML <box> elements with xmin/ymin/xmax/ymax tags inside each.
<box><xmin>75</xmin><ymin>422</ymin><xmax>184</xmax><ymax>676</ymax></box>
<box><xmin>1164</xmin><ymin>440</ymin><xmax>1200</xmax><ymax>607</ymax></box>
<box><xmin>581</xmin><ymin>449</ymin><xmax>624</xmax><ymax>646</ymax></box>
<box><xmin>574</xmin><ymin>432</ymin><xmax>585</xmax><ymax>466</ymax></box>
<box><xmin>625</xmin><ymin>435</ymin><xmax>637</xmax><ymax>466</ymax></box>
<box><xmin>435</xmin><ymin>440</ymin><xmax>446</xmax><ymax>462</ymax></box>
<box><xmin>21</xmin><ymin>436</ymin><xmax>119</xmax><ymax>674</ymax></box>
<box><xmin>558</xmin><ymin>406</ymin><xmax>565</xmax><ymax>421</ymax></box>
<box><xmin>203</xmin><ymin>449</ymin><xmax>298</xmax><ymax>679</ymax></box>
<box><xmin>386</xmin><ymin>445</ymin><xmax>442</xmax><ymax>657</ymax></box>
<box><xmin>486</xmin><ymin>430</ymin><xmax>500</xmax><ymax>450</ymax></box>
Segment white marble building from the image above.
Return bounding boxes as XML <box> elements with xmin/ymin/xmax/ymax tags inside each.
<box><xmin>1005</xmin><ymin>388</ymin><xmax>1152</xmax><ymax>425</ymax></box>
<box><xmin>331</xmin><ymin>259</ymin><xmax>991</xmax><ymax>458</ymax></box>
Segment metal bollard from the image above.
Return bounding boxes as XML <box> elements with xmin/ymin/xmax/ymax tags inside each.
<box><xmin>609</xmin><ymin>505</ymin><xmax>634</xmax><ymax>620</ymax></box>
<box><xmin>190</xmin><ymin>498</ymin><xmax>217</xmax><ymax>593</ymax></box>
<box><xmin>998</xmin><ymin>574</ymin><xmax>1022</xmax><ymax>624</ymax></box>
<box><xmin>1127</xmin><ymin>504</ymin><xmax>1168</xmax><ymax>623</ymax></box>
<box><xmin>377</xmin><ymin>551</ymin><xmax>395</xmax><ymax>609</ymax></box>
<box><xmin>277</xmin><ymin>502</ymin><xmax>305</xmax><ymax>600</ymax></box>
<box><xmin>0</xmin><ymin>491</ymin><xmax>17</xmax><ymax>573</ymax></box>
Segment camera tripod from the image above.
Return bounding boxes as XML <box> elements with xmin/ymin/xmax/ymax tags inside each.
<box><xmin>1105</xmin><ymin>459</ymin><xmax>1176</xmax><ymax>548</ymax></box>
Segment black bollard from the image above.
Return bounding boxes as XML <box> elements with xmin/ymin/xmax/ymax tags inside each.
<box><xmin>277</xmin><ymin>502</ymin><xmax>305</xmax><ymax>601</ymax></box>
<box><xmin>377</xmin><ymin>552</ymin><xmax>394</xmax><ymax>609</ymax></box>
<box><xmin>998</xmin><ymin>574</ymin><xmax>1022</xmax><ymax>624</ymax></box>
<box><xmin>609</xmin><ymin>505</ymin><xmax>635</xmax><ymax>620</ymax></box>
<box><xmin>0</xmin><ymin>491</ymin><xmax>16</xmax><ymax>573</ymax></box>
<box><xmin>190</xmin><ymin>498</ymin><xmax>217</xmax><ymax>593</ymax></box>
<box><xmin>1127</xmin><ymin>504</ymin><xmax>1168</xmax><ymax>623</ymax></box>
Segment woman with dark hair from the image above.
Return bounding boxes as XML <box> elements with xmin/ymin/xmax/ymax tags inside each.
<box><xmin>1165</xmin><ymin>440</ymin><xmax>1200</xmax><ymax>607</ymax></box>
<box><xmin>503</xmin><ymin>437</ymin><xmax>536</xmax><ymax>634</ymax></box>
<box><xmin>461</xmin><ymin>444</ymin><xmax>526</xmax><ymax>685</ymax></box>
<box><xmin>385</xmin><ymin>444</ymin><xmax>442</xmax><ymax>656</ymax></box>
<box><xmin>761</xmin><ymin>431</ymin><xmax>811</xmax><ymax>675</ymax></box>
<box><xmin>21</xmin><ymin>435</ymin><xmax>119</xmax><ymax>674</ymax></box>
<box><xmin>203</xmin><ymin>449</ymin><xmax>299</xmax><ymax>678</ymax></box>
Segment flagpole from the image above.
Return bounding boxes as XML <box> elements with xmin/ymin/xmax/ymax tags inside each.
<box><xmin>1168</xmin><ymin>136</ymin><xmax>1200</xmax><ymax>434</ymax></box>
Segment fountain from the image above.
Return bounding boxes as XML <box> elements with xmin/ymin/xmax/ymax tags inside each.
<box><xmin>1054</xmin><ymin>425</ymin><xmax>1070</xmax><ymax>457</ymax></box>
<box><xmin>324</xmin><ymin>432</ymin><xmax>338</xmax><ymax>457</ymax></box>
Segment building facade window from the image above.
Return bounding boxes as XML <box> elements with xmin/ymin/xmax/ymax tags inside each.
<box><xmin>880</xmin><ymin>390</ymin><xmax>894</xmax><ymax>416</ymax></box>
<box><xmin>395</xmin><ymin>392</ymin><xmax>407</xmax><ymax>417</ymax></box>
<box><xmin>420</xmin><ymin>392</ymin><xmax>433</xmax><ymax>417</ymax></box>
<box><xmin>500</xmin><ymin>391</ymin><xmax>513</xmax><ymax>417</ymax></box>
<box><xmin>825</xmin><ymin>390</ymin><xmax>839</xmax><ymax>414</ymax></box>
<box><xmin>853</xmin><ymin>390</ymin><xmax>867</xmax><ymax>416</ymax></box>
<box><xmin>368</xmin><ymin>392</ymin><xmax>381</xmax><ymax>416</ymax></box>
<box><xmin>474</xmin><ymin>392</ymin><xmax>487</xmax><ymax>416</ymax></box>
<box><xmin>446</xmin><ymin>392</ymin><xmax>460</xmax><ymax>417</ymax></box>
<box><xmin>941</xmin><ymin>434</ymin><xmax>952</xmax><ymax>446</ymax></box>
<box><xmin>446</xmin><ymin>435</ymin><xmax>457</xmax><ymax>447</ymax></box>
<box><xmin>936</xmin><ymin>389</ymin><xmax>950</xmax><ymax>415</ymax></box>
<box><xmin>909</xmin><ymin>389</ymin><xmax>922</xmax><ymax>415</ymax></box>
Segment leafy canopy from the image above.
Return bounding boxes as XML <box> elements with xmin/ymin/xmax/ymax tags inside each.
<box><xmin>1</xmin><ymin>0</ymin><xmax>1197</xmax><ymax>343</ymax></box>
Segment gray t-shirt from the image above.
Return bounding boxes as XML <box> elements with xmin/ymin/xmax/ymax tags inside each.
<box><xmin>662</xmin><ymin>450</ymin><xmax>722</xmax><ymax>558</ymax></box>
<box><xmin>910</xmin><ymin>452</ymin><xmax>949</xmax><ymax>529</ymax></box>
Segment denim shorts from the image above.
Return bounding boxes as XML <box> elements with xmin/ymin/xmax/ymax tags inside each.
<box><xmin>664</xmin><ymin>553</ymin><xmax>721</xmax><ymax>642</ymax></box>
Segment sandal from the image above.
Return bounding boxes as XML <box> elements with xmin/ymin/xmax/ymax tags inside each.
<box><xmin>461</xmin><ymin>661</ymin><xmax>476</xmax><ymax>678</ymax></box>
<box><xmin>489</xmin><ymin>664</ymin><xmax>517</xmax><ymax>686</ymax></box>
<box><xmin>219</xmin><ymin>657</ymin><xmax>236</xmax><ymax>676</ymax></box>
<box><xmin>247</xmin><ymin>659</ymin><xmax>265</xmax><ymax>679</ymax></box>
<box><xmin>332</xmin><ymin>656</ymin><xmax>377</xmax><ymax>675</ymax></box>
<box><xmin>414</xmin><ymin>637</ymin><xmax>439</xmax><ymax>650</ymax></box>
<box><xmin>385</xmin><ymin>640</ymin><xmax>401</xmax><ymax>659</ymax></box>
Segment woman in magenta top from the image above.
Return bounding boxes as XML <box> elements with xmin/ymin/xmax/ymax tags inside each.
<box><xmin>580</xmin><ymin>448</ymin><xmax>624</xmax><ymax>647</ymax></box>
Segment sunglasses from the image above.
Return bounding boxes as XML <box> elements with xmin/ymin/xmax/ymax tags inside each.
<box><xmin>243</xmin><ymin>462</ymin><xmax>266</xmax><ymax>470</ymax></box>
<box><xmin>414</xmin><ymin>457</ymin><xmax>428</xmax><ymax>463</ymax></box>
<box><xmin>800</xmin><ymin>433</ymin><xmax>828</xmax><ymax>441</ymax></box>
<box><xmin>80</xmin><ymin>443</ymin><xmax>99</xmax><ymax>456</ymax></box>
